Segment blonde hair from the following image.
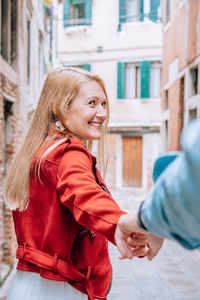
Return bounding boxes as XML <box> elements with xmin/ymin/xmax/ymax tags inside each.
<box><xmin>4</xmin><ymin>67</ymin><xmax>110</xmax><ymax>211</ymax></box>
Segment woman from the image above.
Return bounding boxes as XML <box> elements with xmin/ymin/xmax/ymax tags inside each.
<box><xmin>5</xmin><ymin>67</ymin><xmax>149</xmax><ymax>300</ymax></box>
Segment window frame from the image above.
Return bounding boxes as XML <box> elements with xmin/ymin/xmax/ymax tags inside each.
<box><xmin>118</xmin><ymin>60</ymin><xmax>161</xmax><ymax>100</ymax></box>
<box><xmin>63</xmin><ymin>0</ymin><xmax>92</xmax><ymax>27</ymax></box>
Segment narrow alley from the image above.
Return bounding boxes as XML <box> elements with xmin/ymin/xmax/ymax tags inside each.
<box><xmin>109</xmin><ymin>190</ymin><xmax>200</xmax><ymax>300</ymax></box>
<box><xmin>1</xmin><ymin>1</ymin><xmax>200</xmax><ymax>299</ymax></box>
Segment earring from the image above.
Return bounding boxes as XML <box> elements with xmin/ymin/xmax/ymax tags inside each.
<box><xmin>66</xmin><ymin>120</ymin><xmax>70</xmax><ymax>126</ymax></box>
<box><xmin>55</xmin><ymin>121</ymin><xmax>65</xmax><ymax>131</ymax></box>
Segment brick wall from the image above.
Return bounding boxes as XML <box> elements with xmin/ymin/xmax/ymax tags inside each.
<box><xmin>162</xmin><ymin>0</ymin><xmax>200</xmax><ymax>151</ymax></box>
<box><xmin>0</xmin><ymin>77</ymin><xmax>4</xmax><ymax>269</ymax></box>
<box><xmin>0</xmin><ymin>72</ymin><xmax>20</xmax><ymax>284</ymax></box>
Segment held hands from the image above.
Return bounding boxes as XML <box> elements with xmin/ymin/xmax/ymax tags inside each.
<box><xmin>115</xmin><ymin>224</ymin><xmax>149</xmax><ymax>259</ymax></box>
<box><xmin>115</xmin><ymin>213</ymin><xmax>164</xmax><ymax>261</ymax></box>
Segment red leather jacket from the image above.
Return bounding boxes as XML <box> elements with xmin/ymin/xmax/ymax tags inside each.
<box><xmin>13</xmin><ymin>134</ymin><xmax>126</xmax><ymax>299</ymax></box>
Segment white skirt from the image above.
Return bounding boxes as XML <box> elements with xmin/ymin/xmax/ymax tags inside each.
<box><xmin>7</xmin><ymin>270</ymin><xmax>88</xmax><ymax>300</ymax></box>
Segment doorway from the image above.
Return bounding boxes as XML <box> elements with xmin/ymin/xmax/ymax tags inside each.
<box><xmin>122</xmin><ymin>136</ymin><xmax>142</xmax><ymax>187</ymax></box>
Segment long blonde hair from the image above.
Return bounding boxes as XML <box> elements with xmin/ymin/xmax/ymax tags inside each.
<box><xmin>4</xmin><ymin>67</ymin><xmax>110</xmax><ymax>211</ymax></box>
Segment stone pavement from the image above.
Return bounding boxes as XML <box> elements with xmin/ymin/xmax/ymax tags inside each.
<box><xmin>108</xmin><ymin>189</ymin><xmax>200</xmax><ymax>300</ymax></box>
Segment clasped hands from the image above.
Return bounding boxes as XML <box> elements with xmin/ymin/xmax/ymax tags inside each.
<box><xmin>115</xmin><ymin>213</ymin><xmax>164</xmax><ymax>261</ymax></box>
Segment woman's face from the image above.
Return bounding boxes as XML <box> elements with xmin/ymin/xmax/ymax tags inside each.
<box><xmin>66</xmin><ymin>80</ymin><xmax>108</xmax><ymax>140</ymax></box>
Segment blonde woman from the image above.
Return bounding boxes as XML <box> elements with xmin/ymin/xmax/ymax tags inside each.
<box><xmin>5</xmin><ymin>67</ymin><xmax>149</xmax><ymax>300</ymax></box>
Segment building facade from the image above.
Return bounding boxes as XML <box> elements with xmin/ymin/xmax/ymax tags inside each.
<box><xmin>162</xmin><ymin>0</ymin><xmax>200</xmax><ymax>151</ymax></box>
<box><xmin>0</xmin><ymin>0</ymin><xmax>58</xmax><ymax>286</ymax></box>
<box><xmin>57</xmin><ymin>0</ymin><xmax>163</xmax><ymax>191</ymax></box>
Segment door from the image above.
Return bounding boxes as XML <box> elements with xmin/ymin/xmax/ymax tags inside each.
<box><xmin>122</xmin><ymin>136</ymin><xmax>142</xmax><ymax>187</ymax></box>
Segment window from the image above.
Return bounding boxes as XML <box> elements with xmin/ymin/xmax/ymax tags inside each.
<box><xmin>119</xmin><ymin>0</ymin><xmax>161</xmax><ymax>25</ymax></box>
<box><xmin>71</xmin><ymin>2</ymin><xmax>84</xmax><ymax>25</ymax></box>
<box><xmin>1</xmin><ymin>0</ymin><xmax>17</xmax><ymax>67</ymax></box>
<box><xmin>190</xmin><ymin>66</ymin><xmax>198</xmax><ymax>96</ymax></box>
<box><xmin>189</xmin><ymin>108</ymin><xmax>197</xmax><ymax>122</ymax></box>
<box><xmin>149</xmin><ymin>0</ymin><xmax>161</xmax><ymax>22</ymax></box>
<box><xmin>119</xmin><ymin>0</ymin><xmax>143</xmax><ymax>23</ymax></box>
<box><xmin>118</xmin><ymin>61</ymin><xmax>161</xmax><ymax>99</ymax></box>
<box><xmin>166</xmin><ymin>0</ymin><xmax>170</xmax><ymax>24</ymax></box>
<box><xmin>3</xmin><ymin>97</ymin><xmax>14</xmax><ymax>176</ymax></box>
<box><xmin>179</xmin><ymin>76</ymin><xmax>185</xmax><ymax>132</ymax></box>
<box><xmin>127</xmin><ymin>0</ymin><xmax>137</xmax><ymax>22</ymax></box>
<box><xmin>125</xmin><ymin>63</ymin><xmax>140</xmax><ymax>98</ymax></box>
<box><xmin>164</xmin><ymin>90</ymin><xmax>168</xmax><ymax>109</ymax></box>
<box><xmin>150</xmin><ymin>62</ymin><xmax>161</xmax><ymax>98</ymax></box>
<box><xmin>63</xmin><ymin>0</ymin><xmax>92</xmax><ymax>27</ymax></box>
<box><xmin>164</xmin><ymin>120</ymin><xmax>169</xmax><ymax>151</ymax></box>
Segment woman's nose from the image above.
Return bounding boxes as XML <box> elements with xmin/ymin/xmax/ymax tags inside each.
<box><xmin>96</xmin><ymin>105</ymin><xmax>107</xmax><ymax>120</ymax></box>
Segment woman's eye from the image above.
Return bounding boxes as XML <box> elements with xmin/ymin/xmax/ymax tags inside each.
<box><xmin>89</xmin><ymin>100</ymin><xmax>95</xmax><ymax>105</ymax></box>
<box><xmin>102</xmin><ymin>101</ymin><xmax>107</xmax><ymax>108</ymax></box>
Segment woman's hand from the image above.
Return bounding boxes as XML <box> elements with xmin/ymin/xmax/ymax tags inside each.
<box><xmin>116</xmin><ymin>213</ymin><xmax>164</xmax><ymax>260</ymax></box>
<box><xmin>115</xmin><ymin>221</ymin><xmax>149</xmax><ymax>259</ymax></box>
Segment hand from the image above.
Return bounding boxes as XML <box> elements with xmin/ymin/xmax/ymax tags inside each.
<box><xmin>118</xmin><ymin>212</ymin><xmax>146</xmax><ymax>235</ymax></box>
<box><xmin>114</xmin><ymin>223</ymin><xmax>136</xmax><ymax>259</ymax></box>
<box><xmin>117</xmin><ymin>213</ymin><xmax>164</xmax><ymax>261</ymax></box>
<box><xmin>147</xmin><ymin>233</ymin><xmax>164</xmax><ymax>261</ymax></box>
<box><xmin>115</xmin><ymin>220</ymin><xmax>149</xmax><ymax>259</ymax></box>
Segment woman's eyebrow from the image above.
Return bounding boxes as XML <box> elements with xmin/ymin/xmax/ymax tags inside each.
<box><xmin>87</xmin><ymin>96</ymin><xmax>107</xmax><ymax>101</ymax></box>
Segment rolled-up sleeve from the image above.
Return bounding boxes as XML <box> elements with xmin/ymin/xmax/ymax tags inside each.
<box><xmin>141</xmin><ymin>119</ymin><xmax>200</xmax><ymax>249</ymax></box>
<box><xmin>57</xmin><ymin>146</ymin><xmax>126</xmax><ymax>244</ymax></box>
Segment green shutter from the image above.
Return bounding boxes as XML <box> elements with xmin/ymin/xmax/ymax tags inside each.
<box><xmin>150</xmin><ymin>0</ymin><xmax>160</xmax><ymax>22</ymax></box>
<box><xmin>83</xmin><ymin>64</ymin><xmax>91</xmax><ymax>71</ymax></box>
<box><xmin>139</xmin><ymin>0</ymin><xmax>144</xmax><ymax>21</ymax></box>
<box><xmin>119</xmin><ymin>0</ymin><xmax>126</xmax><ymax>23</ymax></box>
<box><xmin>84</xmin><ymin>0</ymin><xmax>92</xmax><ymax>25</ymax></box>
<box><xmin>63</xmin><ymin>0</ymin><xmax>70</xmax><ymax>27</ymax></box>
<box><xmin>140</xmin><ymin>61</ymin><xmax>150</xmax><ymax>98</ymax></box>
<box><xmin>71</xmin><ymin>0</ymin><xmax>84</xmax><ymax>4</ymax></box>
<box><xmin>117</xmin><ymin>62</ymin><xmax>125</xmax><ymax>99</ymax></box>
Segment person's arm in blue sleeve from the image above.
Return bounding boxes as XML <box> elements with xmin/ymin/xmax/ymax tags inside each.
<box><xmin>141</xmin><ymin>118</ymin><xmax>200</xmax><ymax>249</ymax></box>
<box><xmin>117</xmin><ymin>119</ymin><xmax>200</xmax><ymax>260</ymax></box>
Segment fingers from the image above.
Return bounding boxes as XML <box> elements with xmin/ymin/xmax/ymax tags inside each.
<box><xmin>115</xmin><ymin>224</ymin><xmax>136</xmax><ymax>259</ymax></box>
<box><xmin>147</xmin><ymin>233</ymin><xmax>164</xmax><ymax>260</ymax></box>
<box><xmin>115</xmin><ymin>219</ymin><xmax>155</xmax><ymax>261</ymax></box>
<box><xmin>130</xmin><ymin>245</ymin><xmax>150</xmax><ymax>257</ymax></box>
<box><xmin>147</xmin><ymin>248</ymin><xmax>154</xmax><ymax>261</ymax></box>
<box><xmin>127</xmin><ymin>234</ymin><xmax>147</xmax><ymax>247</ymax></box>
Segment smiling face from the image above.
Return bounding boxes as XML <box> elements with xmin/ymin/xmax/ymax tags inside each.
<box><xmin>66</xmin><ymin>80</ymin><xmax>108</xmax><ymax>141</ymax></box>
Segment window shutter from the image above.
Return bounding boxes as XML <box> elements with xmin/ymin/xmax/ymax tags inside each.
<box><xmin>71</xmin><ymin>0</ymin><xmax>84</xmax><ymax>4</ymax></box>
<box><xmin>139</xmin><ymin>0</ymin><xmax>144</xmax><ymax>21</ymax></box>
<box><xmin>63</xmin><ymin>0</ymin><xmax>70</xmax><ymax>27</ymax></box>
<box><xmin>83</xmin><ymin>64</ymin><xmax>91</xmax><ymax>71</ymax></box>
<box><xmin>117</xmin><ymin>62</ymin><xmax>125</xmax><ymax>99</ymax></box>
<box><xmin>140</xmin><ymin>61</ymin><xmax>150</xmax><ymax>98</ymax></box>
<box><xmin>119</xmin><ymin>0</ymin><xmax>126</xmax><ymax>23</ymax></box>
<box><xmin>150</xmin><ymin>0</ymin><xmax>160</xmax><ymax>22</ymax></box>
<box><xmin>84</xmin><ymin>0</ymin><xmax>92</xmax><ymax>25</ymax></box>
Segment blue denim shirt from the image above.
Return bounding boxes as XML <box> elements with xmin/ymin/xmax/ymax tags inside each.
<box><xmin>141</xmin><ymin>119</ymin><xmax>200</xmax><ymax>249</ymax></box>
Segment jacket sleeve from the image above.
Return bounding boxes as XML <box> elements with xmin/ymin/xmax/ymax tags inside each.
<box><xmin>141</xmin><ymin>119</ymin><xmax>200</xmax><ymax>249</ymax></box>
<box><xmin>57</xmin><ymin>145</ymin><xmax>126</xmax><ymax>244</ymax></box>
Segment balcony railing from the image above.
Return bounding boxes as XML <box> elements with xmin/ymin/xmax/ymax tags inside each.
<box><xmin>64</xmin><ymin>17</ymin><xmax>91</xmax><ymax>26</ymax></box>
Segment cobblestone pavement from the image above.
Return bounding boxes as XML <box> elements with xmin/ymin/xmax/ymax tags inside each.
<box><xmin>108</xmin><ymin>189</ymin><xmax>200</xmax><ymax>300</ymax></box>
